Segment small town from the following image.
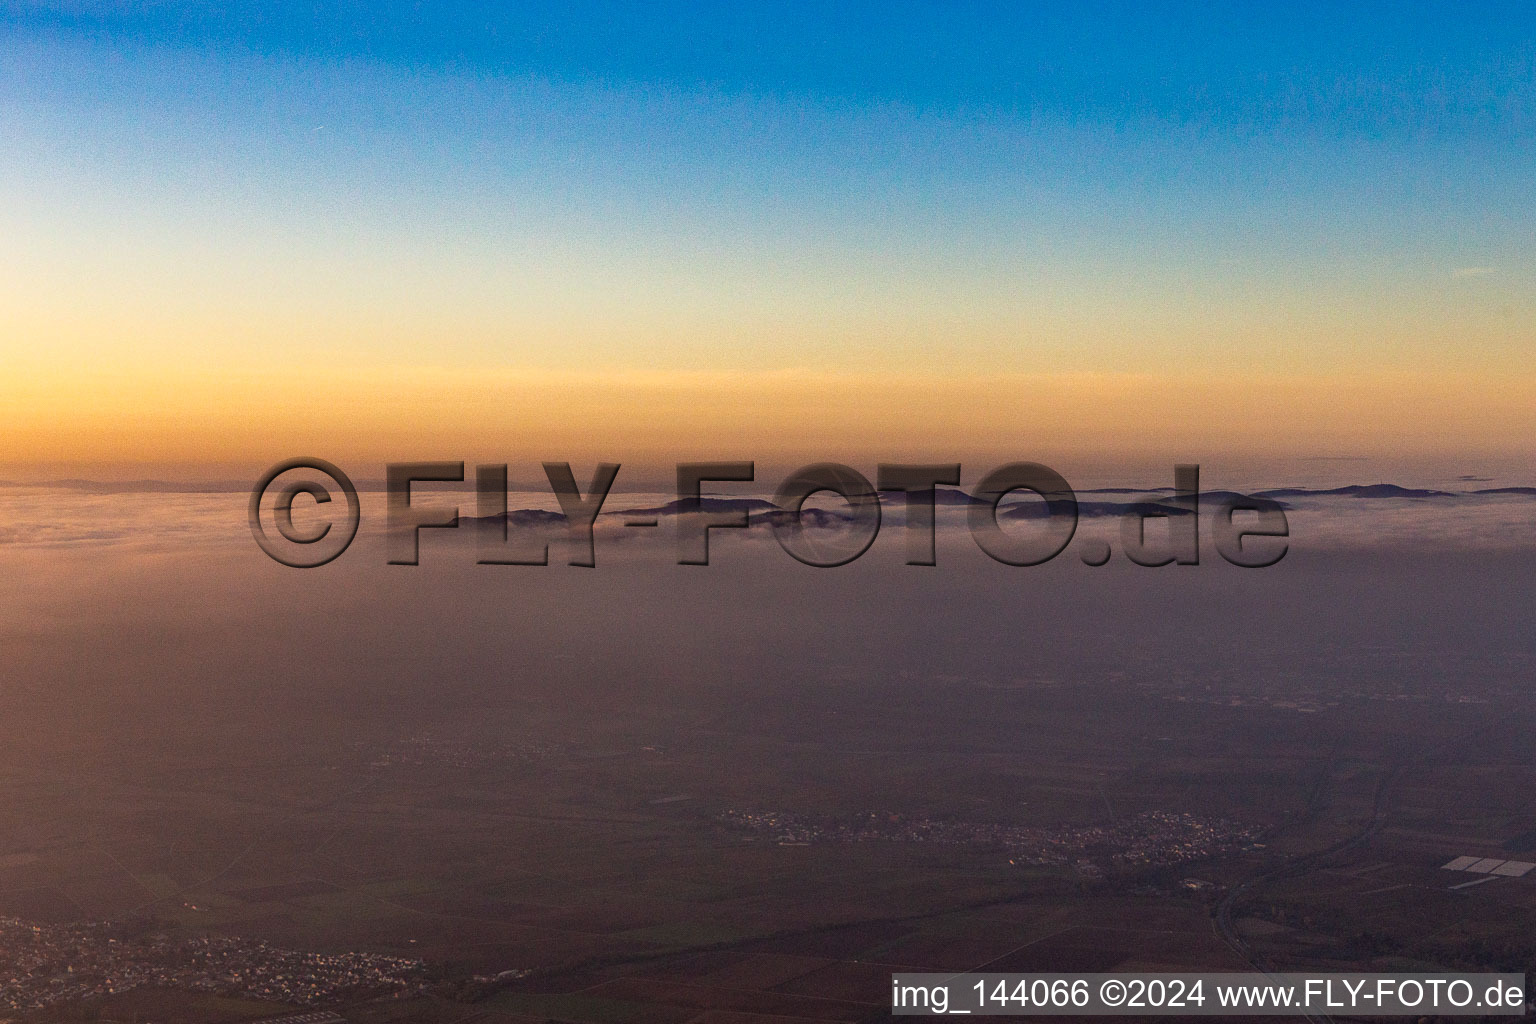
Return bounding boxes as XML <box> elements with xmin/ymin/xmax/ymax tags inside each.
<box><xmin>361</xmin><ymin>734</ymin><xmax>558</xmax><ymax>770</ymax></box>
<box><xmin>0</xmin><ymin>917</ymin><xmax>425</xmax><ymax>1012</ymax></box>
<box><xmin>719</xmin><ymin>809</ymin><xmax>1265</xmax><ymax>871</ymax></box>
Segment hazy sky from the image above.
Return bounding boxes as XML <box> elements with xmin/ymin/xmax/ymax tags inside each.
<box><xmin>2</xmin><ymin>3</ymin><xmax>1533</xmax><ymax>472</ymax></box>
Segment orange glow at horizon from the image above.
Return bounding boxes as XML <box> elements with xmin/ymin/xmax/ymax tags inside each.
<box><xmin>4</xmin><ymin>365</ymin><xmax>1532</xmax><ymax>474</ymax></box>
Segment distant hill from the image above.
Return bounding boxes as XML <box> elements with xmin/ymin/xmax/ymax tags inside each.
<box><xmin>1079</xmin><ymin>487</ymin><xmax>1175</xmax><ymax>494</ymax></box>
<box><xmin>609</xmin><ymin>497</ymin><xmax>781</xmax><ymax>517</ymax></box>
<box><xmin>1255</xmin><ymin>484</ymin><xmax>1455</xmax><ymax>499</ymax></box>
<box><xmin>461</xmin><ymin>509</ymin><xmax>568</xmax><ymax>526</ymax></box>
<box><xmin>609</xmin><ymin>498</ymin><xmax>857</xmax><ymax>527</ymax></box>
<box><xmin>758</xmin><ymin>507</ymin><xmax>855</xmax><ymax>527</ymax></box>
<box><xmin>381</xmin><ymin>489</ymin><xmax>1307</xmax><ymax>530</ymax></box>
<box><xmin>1000</xmin><ymin>499</ymin><xmax>1192</xmax><ymax>520</ymax></box>
<box><xmin>929</xmin><ymin>487</ymin><xmax>985</xmax><ymax>505</ymax></box>
<box><xmin>996</xmin><ymin>491</ymin><xmax>1286</xmax><ymax>520</ymax></box>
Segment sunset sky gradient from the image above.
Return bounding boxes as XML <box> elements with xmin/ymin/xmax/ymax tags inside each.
<box><xmin>2</xmin><ymin>2</ymin><xmax>1533</xmax><ymax>474</ymax></box>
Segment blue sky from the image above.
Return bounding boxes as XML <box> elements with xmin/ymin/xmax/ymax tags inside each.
<box><xmin>9</xmin><ymin>2</ymin><xmax>1534</xmax><ymax>132</ymax></box>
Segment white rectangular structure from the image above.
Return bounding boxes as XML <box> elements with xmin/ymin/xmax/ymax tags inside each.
<box><xmin>1467</xmin><ymin>857</ymin><xmax>1507</xmax><ymax>873</ymax></box>
<box><xmin>1442</xmin><ymin>855</ymin><xmax>1482</xmax><ymax>871</ymax></box>
<box><xmin>1492</xmin><ymin>860</ymin><xmax>1535</xmax><ymax>877</ymax></box>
